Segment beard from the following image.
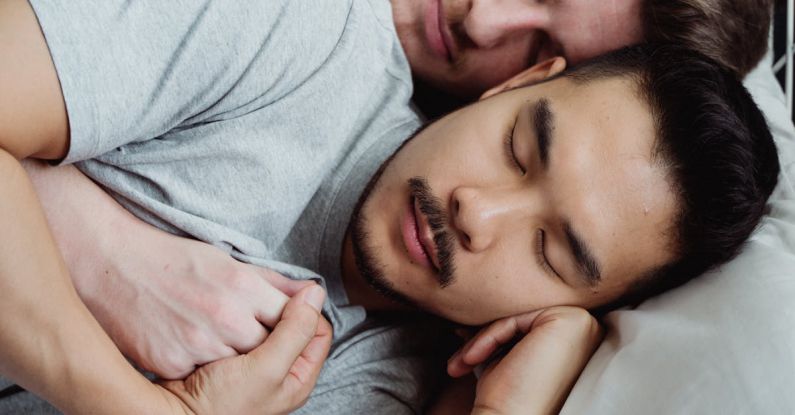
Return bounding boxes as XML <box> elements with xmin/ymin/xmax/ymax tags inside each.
<box><xmin>346</xmin><ymin>125</ymin><xmax>458</xmax><ymax>308</ymax></box>
<box><xmin>348</xmin><ymin>155</ymin><xmax>420</xmax><ymax>309</ymax></box>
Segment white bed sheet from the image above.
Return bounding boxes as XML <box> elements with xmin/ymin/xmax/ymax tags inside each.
<box><xmin>561</xmin><ymin>52</ymin><xmax>795</xmax><ymax>414</ymax></box>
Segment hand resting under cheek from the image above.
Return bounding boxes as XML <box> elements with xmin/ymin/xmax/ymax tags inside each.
<box><xmin>23</xmin><ymin>160</ymin><xmax>314</xmax><ymax>379</ymax></box>
<box><xmin>448</xmin><ymin>307</ymin><xmax>604</xmax><ymax>415</ymax></box>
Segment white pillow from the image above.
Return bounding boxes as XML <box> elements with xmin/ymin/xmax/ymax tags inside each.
<box><xmin>562</xmin><ymin>52</ymin><xmax>795</xmax><ymax>414</ymax></box>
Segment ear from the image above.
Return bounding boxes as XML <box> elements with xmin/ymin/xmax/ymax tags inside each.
<box><xmin>479</xmin><ymin>57</ymin><xmax>567</xmax><ymax>100</ymax></box>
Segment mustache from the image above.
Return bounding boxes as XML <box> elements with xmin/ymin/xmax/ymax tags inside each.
<box><xmin>409</xmin><ymin>177</ymin><xmax>457</xmax><ymax>288</ymax></box>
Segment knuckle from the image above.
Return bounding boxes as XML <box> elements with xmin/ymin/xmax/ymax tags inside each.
<box><xmin>182</xmin><ymin>326</ymin><xmax>211</xmax><ymax>352</ymax></box>
<box><xmin>212</xmin><ymin>307</ymin><xmax>244</xmax><ymax>333</ymax></box>
<box><xmin>563</xmin><ymin>306</ymin><xmax>591</xmax><ymax>319</ymax></box>
<box><xmin>552</xmin><ymin>308</ymin><xmax>602</xmax><ymax>340</ymax></box>
<box><xmin>196</xmin><ymin>294</ymin><xmax>224</xmax><ymax>317</ymax></box>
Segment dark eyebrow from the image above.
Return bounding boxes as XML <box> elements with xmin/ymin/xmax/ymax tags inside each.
<box><xmin>533</xmin><ymin>98</ymin><xmax>553</xmax><ymax>169</ymax></box>
<box><xmin>563</xmin><ymin>221</ymin><xmax>602</xmax><ymax>287</ymax></box>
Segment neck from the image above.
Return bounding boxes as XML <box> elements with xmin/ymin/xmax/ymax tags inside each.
<box><xmin>340</xmin><ymin>231</ymin><xmax>414</xmax><ymax>312</ymax></box>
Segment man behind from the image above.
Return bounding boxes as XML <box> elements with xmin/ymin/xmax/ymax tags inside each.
<box><xmin>399</xmin><ymin>0</ymin><xmax>771</xmax><ymax>114</ymax></box>
<box><xmin>0</xmin><ymin>0</ymin><xmax>778</xmax><ymax>413</ymax></box>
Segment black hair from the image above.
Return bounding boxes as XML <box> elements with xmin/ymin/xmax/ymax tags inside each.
<box><xmin>564</xmin><ymin>44</ymin><xmax>780</xmax><ymax>312</ymax></box>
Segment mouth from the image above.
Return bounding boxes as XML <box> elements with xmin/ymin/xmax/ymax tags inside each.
<box><xmin>401</xmin><ymin>196</ymin><xmax>442</xmax><ymax>273</ymax></box>
<box><xmin>424</xmin><ymin>0</ymin><xmax>454</xmax><ymax>63</ymax></box>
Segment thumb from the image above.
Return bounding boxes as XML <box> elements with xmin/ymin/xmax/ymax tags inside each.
<box><xmin>246</xmin><ymin>285</ymin><xmax>327</xmax><ymax>381</ymax></box>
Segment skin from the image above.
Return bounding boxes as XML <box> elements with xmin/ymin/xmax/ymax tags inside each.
<box><xmin>342</xmin><ymin>65</ymin><xmax>679</xmax><ymax>325</ymax></box>
<box><xmin>0</xmin><ymin>0</ymin><xmax>665</xmax><ymax>412</ymax></box>
<box><xmin>391</xmin><ymin>0</ymin><xmax>645</xmax><ymax>97</ymax></box>
<box><xmin>0</xmin><ymin>1</ymin><xmax>331</xmax><ymax>413</ymax></box>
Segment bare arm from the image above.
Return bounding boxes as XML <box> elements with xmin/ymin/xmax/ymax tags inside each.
<box><xmin>0</xmin><ymin>1</ymin><xmax>334</xmax><ymax>413</ymax></box>
<box><xmin>24</xmin><ymin>160</ymin><xmax>313</xmax><ymax>379</ymax></box>
<box><xmin>0</xmin><ymin>0</ymin><xmax>177</xmax><ymax>412</ymax></box>
<box><xmin>0</xmin><ymin>0</ymin><xmax>180</xmax><ymax>406</ymax></box>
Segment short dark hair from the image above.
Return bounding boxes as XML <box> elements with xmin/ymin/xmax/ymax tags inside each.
<box><xmin>563</xmin><ymin>44</ymin><xmax>780</xmax><ymax>313</ymax></box>
<box><xmin>641</xmin><ymin>0</ymin><xmax>773</xmax><ymax>76</ymax></box>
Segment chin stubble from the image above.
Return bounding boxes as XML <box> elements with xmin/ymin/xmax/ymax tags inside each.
<box><xmin>346</xmin><ymin>124</ymin><xmax>458</xmax><ymax>308</ymax></box>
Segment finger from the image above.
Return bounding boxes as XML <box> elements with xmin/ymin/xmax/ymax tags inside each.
<box><xmin>252</xmin><ymin>265</ymin><xmax>316</xmax><ymax>297</ymax></box>
<box><xmin>148</xmin><ymin>357</ymin><xmax>195</xmax><ymax>381</ymax></box>
<box><xmin>448</xmin><ymin>323</ymin><xmax>499</xmax><ymax>378</ymax></box>
<box><xmin>463</xmin><ymin>318</ymin><xmax>520</xmax><ymax>366</ymax></box>
<box><xmin>453</xmin><ymin>326</ymin><xmax>477</xmax><ymax>341</ymax></box>
<box><xmin>246</xmin><ymin>285</ymin><xmax>325</xmax><ymax>380</ymax></box>
<box><xmin>251</xmin><ymin>278</ymin><xmax>292</xmax><ymax>327</ymax></box>
<box><xmin>225</xmin><ymin>319</ymin><xmax>270</xmax><ymax>354</ymax></box>
<box><xmin>282</xmin><ymin>316</ymin><xmax>332</xmax><ymax>395</ymax></box>
<box><xmin>193</xmin><ymin>343</ymin><xmax>240</xmax><ymax>368</ymax></box>
<box><xmin>463</xmin><ymin>309</ymin><xmax>545</xmax><ymax>365</ymax></box>
<box><xmin>448</xmin><ymin>310</ymin><xmax>547</xmax><ymax>377</ymax></box>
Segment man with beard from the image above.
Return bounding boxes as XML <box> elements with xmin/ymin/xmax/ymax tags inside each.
<box><xmin>0</xmin><ymin>0</ymin><xmax>778</xmax><ymax>413</ymax></box>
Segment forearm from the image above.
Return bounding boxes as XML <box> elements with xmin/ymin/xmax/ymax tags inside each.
<box><xmin>0</xmin><ymin>153</ymin><xmax>175</xmax><ymax>414</ymax></box>
<box><xmin>22</xmin><ymin>160</ymin><xmax>136</xmax><ymax>302</ymax></box>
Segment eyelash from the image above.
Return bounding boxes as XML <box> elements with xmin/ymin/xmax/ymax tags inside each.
<box><xmin>535</xmin><ymin>229</ymin><xmax>560</xmax><ymax>279</ymax></box>
<box><xmin>503</xmin><ymin>122</ymin><xmax>526</xmax><ymax>175</ymax></box>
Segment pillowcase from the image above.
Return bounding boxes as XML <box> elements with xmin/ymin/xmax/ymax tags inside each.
<box><xmin>561</xmin><ymin>51</ymin><xmax>795</xmax><ymax>414</ymax></box>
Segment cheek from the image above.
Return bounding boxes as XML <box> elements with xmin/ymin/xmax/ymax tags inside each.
<box><xmin>393</xmin><ymin>131</ymin><xmax>501</xmax><ymax>186</ymax></box>
<box><xmin>444</xmin><ymin>241</ymin><xmax>553</xmax><ymax>322</ymax></box>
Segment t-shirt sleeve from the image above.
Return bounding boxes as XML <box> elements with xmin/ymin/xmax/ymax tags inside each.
<box><xmin>27</xmin><ymin>0</ymin><xmax>347</xmax><ymax>164</ymax></box>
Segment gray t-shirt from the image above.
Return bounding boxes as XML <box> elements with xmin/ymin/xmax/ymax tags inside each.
<box><xmin>0</xmin><ymin>1</ymin><xmax>453</xmax><ymax>414</ymax></box>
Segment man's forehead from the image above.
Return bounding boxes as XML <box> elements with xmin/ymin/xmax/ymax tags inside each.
<box><xmin>542</xmin><ymin>76</ymin><xmax>646</xmax><ymax>124</ymax></box>
<box><xmin>541</xmin><ymin>77</ymin><xmax>675</xmax><ymax>289</ymax></box>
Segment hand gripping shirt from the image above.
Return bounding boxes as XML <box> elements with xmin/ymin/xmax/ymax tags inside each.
<box><xmin>1</xmin><ymin>1</ymin><xmax>453</xmax><ymax>413</ymax></box>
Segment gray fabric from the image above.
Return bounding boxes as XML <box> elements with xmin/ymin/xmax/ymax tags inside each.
<box><xmin>1</xmin><ymin>0</ymin><xmax>448</xmax><ymax>414</ymax></box>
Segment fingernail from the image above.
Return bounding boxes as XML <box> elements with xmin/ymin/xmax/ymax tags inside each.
<box><xmin>303</xmin><ymin>285</ymin><xmax>326</xmax><ymax>313</ymax></box>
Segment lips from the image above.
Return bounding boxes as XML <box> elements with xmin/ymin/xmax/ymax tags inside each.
<box><xmin>401</xmin><ymin>196</ymin><xmax>441</xmax><ymax>272</ymax></box>
<box><xmin>413</xmin><ymin>197</ymin><xmax>442</xmax><ymax>270</ymax></box>
<box><xmin>424</xmin><ymin>0</ymin><xmax>454</xmax><ymax>62</ymax></box>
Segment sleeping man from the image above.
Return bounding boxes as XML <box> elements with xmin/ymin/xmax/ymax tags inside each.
<box><xmin>0</xmin><ymin>0</ymin><xmax>779</xmax><ymax>414</ymax></box>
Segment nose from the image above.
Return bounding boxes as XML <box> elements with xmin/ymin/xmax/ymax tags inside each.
<box><xmin>464</xmin><ymin>0</ymin><xmax>549</xmax><ymax>49</ymax></box>
<box><xmin>451</xmin><ymin>185</ymin><xmax>536</xmax><ymax>252</ymax></box>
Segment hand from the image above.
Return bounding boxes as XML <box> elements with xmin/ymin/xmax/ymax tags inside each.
<box><xmin>23</xmin><ymin>160</ymin><xmax>317</xmax><ymax>379</ymax></box>
<box><xmin>159</xmin><ymin>284</ymin><xmax>333</xmax><ymax>415</ymax></box>
<box><xmin>448</xmin><ymin>307</ymin><xmax>603</xmax><ymax>415</ymax></box>
<box><xmin>87</xmin><ymin>235</ymin><xmax>316</xmax><ymax>379</ymax></box>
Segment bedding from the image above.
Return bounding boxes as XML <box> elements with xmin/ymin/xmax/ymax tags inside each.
<box><xmin>561</xmin><ymin>51</ymin><xmax>795</xmax><ymax>414</ymax></box>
